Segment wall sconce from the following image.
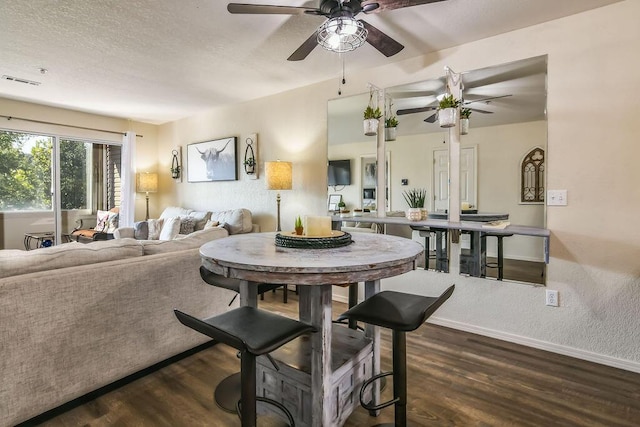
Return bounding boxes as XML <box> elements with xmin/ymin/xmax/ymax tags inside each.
<box><xmin>243</xmin><ymin>137</ymin><xmax>256</xmax><ymax>175</ymax></box>
<box><xmin>171</xmin><ymin>149</ymin><xmax>181</xmax><ymax>180</ymax></box>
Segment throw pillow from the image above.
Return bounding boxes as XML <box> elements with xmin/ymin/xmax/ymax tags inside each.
<box><xmin>203</xmin><ymin>219</ymin><xmax>220</xmax><ymax>229</ymax></box>
<box><xmin>147</xmin><ymin>218</ymin><xmax>165</xmax><ymax>240</ymax></box>
<box><xmin>134</xmin><ymin>221</ymin><xmax>149</xmax><ymax>240</ymax></box>
<box><xmin>159</xmin><ymin>216</ymin><xmax>181</xmax><ymax>241</ymax></box>
<box><xmin>94</xmin><ymin>210</ymin><xmax>111</xmax><ymax>232</ymax></box>
<box><xmin>105</xmin><ymin>212</ymin><xmax>119</xmax><ymax>233</ymax></box>
<box><xmin>179</xmin><ymin>217</ymin><xmax>196</xmax><ymax>234</ymax></box>
<box><xmin>188</xmin><ymin>211</ymin><xmax>211</xmax><ymax>231</ymax></box>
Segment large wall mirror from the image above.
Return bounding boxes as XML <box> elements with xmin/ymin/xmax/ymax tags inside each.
<box><xmin>328</xmin><ymin>55</ymin><xmax>547</xmax><ymax>284</ymax></box>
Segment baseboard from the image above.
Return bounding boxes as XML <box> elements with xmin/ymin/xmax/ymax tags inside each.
<box><xmin>14</xmin><ymin>340</ymin><xmax>218</xmax><ymax>427</ymax></box>
<box><xmin>429</xmin><ymin>317</ymin><xmax>640</xmax><ymax>374</ymax></box>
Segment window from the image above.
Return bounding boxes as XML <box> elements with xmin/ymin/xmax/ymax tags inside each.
<box><xmin>521</xmin><ymin>147</ymin><xmax>545</xmax><ymax>203</ymax></box>
<box><xmin>0</xmin><ymin>130</ymin><xmax>121</xmax><ymax>212</ymax></box>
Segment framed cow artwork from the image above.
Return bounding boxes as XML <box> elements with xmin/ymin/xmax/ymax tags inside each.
<box><xmin>187</xmin><ymin>137</ymin><xmax>238</xmax><ymax>182</ymax></box>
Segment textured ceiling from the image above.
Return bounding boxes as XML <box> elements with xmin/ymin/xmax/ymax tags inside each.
<box><xmin>0</xmin><ymin>0</ymin><xmax>620</xmax><ymax>124</ymax></box>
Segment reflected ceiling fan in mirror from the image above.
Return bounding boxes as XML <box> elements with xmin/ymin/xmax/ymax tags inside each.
<box><xmin>418</xmin><ymin>94</ymin><xmax>513</xmax><ymax>123</ymax></box>
<box><xmin>227</xmin><ymin>0</ymin><xmax>448</xmax><ymax>61</ymax></box>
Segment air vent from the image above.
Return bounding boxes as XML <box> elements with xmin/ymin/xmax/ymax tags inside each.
<box><xmin>1</xmin><ymin>75</ymin><xmax>41</xmax><ymax>86</ymax></box>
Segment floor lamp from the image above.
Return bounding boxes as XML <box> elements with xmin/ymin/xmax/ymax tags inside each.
<box><xmin>136</xmin><ymin>172</ymin><xmax>158</xmax><ymax>220</ymax></box>
<box><xmin>265</xmin><ymin>161</ymin><xmax>292</xmax><ymax>232</ymax></box>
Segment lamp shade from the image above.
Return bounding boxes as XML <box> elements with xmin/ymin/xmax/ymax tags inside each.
<box><xmin>136</xmin><ymin>172</ymin><xmax>158</xmax><ymax>193</ymax></box>
<box><xmin>265</xmin><ymin>161</ymin><xmax>292</xmax><ymax>191</ymax></box>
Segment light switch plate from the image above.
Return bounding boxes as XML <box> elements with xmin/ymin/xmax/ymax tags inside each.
<box><xmin>547</xmin><ymin>189</ymin><xmax>567</xmax><ymax>206</ymax></box>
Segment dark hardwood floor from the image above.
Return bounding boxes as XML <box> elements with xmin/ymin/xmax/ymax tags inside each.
<box><xmin>40</xmin><ymin>290</ymin><xmax>639</xmax><ymax>427</ymax></box>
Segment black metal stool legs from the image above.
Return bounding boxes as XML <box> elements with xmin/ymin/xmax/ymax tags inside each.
<box><xmin>393</xmin><ymin>330</ymin><xmax>408</xmax><ymax>427</ymax></box>
<box><xmin>240</xmin><ymin>350</ymin><xmax>257</xmax><ymax>426</ymax></box>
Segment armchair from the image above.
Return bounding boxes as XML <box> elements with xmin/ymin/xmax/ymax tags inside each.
<box><xmin>70</xmin><ymin>208</ymin><xmax>119</xmax><ymax>243</ymax></box>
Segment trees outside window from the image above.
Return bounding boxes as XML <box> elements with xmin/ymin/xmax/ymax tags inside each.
<box><xmin>0</xmin><ymin>130</ymin><xmax>120</xmax><ymax>212</ymax></box>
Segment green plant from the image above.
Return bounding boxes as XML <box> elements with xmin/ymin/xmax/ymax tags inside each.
<box><xmin>402</xmin><ymin>188</ymin><xmax>427</xmax><ymax>208</ymax></box>
<box><xmin>295</xmin><ymin>215</ymin><xmax>303</xmax><ymax>228</ymax></box>
<box><xmin>460</xmin><ymin>107</ymin><xmax>472</xmax><ymax>119</ymax></box>
<box><xmin>338</xmin><ymin>200</ymin><xmax>346</xmax><ymax>209</ymax></box>
<box><xmin>438</xmin><ymin>94</ymin><xmax>460</xmax><ymax>110</ymax></box>
<box><xmin>385</xmin><ymin>115</ymin><xmax>399</xmax><ymax>128</ymax></box>
<box><xmin>363</xmin><ymin>105</ymin><xmax>382</xmax><ymax>120</ymax></box>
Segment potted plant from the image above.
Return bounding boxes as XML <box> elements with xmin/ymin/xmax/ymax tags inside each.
<box><xmin>384</xmin><ymin>115</ymin><xmax>399</xmax><ymax>141</ymax></box>
<box><xmin>460</xmin><ymin>107</ymin><xmax>471</xmax><ymax>135</ymax></box>
<box><xmin>437</xmin><ymin>94</ymin><xmax>460</xmax><ymax>128</ymax></box>
<box><xmin>363</xmin><ymin>91</ymin><xmax>382</xmax><ymax>136</ymax></box>
<box><xmin>402</xmin><ymin>188</ymin><xmax>427</xmax><ymax>221</ymax></box>
<box><xmin>294</xmin><ymin>215</ymin><xmax>304</xmax><ymax>235</ymax></box>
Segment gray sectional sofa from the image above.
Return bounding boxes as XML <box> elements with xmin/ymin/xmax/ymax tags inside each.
<box><xmin>0</xmin><ymin>208</ymin><xmax>255</xmax><ymax>426</ymax></box>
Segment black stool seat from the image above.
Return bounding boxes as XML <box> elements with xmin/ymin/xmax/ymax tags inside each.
<box><xmin>175</xmin><ymin>307</ymin><xmax>315</xmax><ymax>427</ymax></box>
<box><xmin>337</xmin><ymin>285</ymin><xmax>455</xmax><ymax>427</ymax></box>
<box><xmin>175</xmin><ymin>307</ymin><xmax>315</xmax><ymax>356</ymax></box>
<box><xmin>200</xmin><ymin>266</ymin><xmax>282</xmax><ymax>295</ymax></box>
<box><xmin>337</xmin><ymin>286</ymin><xmax>455</xmax><ymax>331</ymax></box>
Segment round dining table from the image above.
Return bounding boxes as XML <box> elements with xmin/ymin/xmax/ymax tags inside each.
<box><xmin>200</xmin><ymin>231</ymin><xmax>423</xmax><ymax>427</ymax></box>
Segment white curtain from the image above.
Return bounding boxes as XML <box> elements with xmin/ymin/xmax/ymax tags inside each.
<box><xmin>119</xmin><ymin>131</ymin><xmax>136</xmax><ymax>227</ymax></box>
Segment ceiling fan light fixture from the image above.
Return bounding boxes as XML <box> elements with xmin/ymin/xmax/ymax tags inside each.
<box><xmin>317</xmin><ymin>17</ymin><xmax>367</xmax><ymax>53</ymax></box>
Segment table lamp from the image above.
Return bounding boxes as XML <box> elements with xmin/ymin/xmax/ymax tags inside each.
<box><xmin>265</xmin><ymin>161</ymin><xmax>292</xmax><ymax>232</ymax></box>
<box><xmin>136</xmin><ymin>172</ymin><xmax>158</xmax><ymax>220</ymax></box>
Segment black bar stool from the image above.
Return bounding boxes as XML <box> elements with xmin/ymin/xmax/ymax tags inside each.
<box><xmin>482</xmin><ymin>232</ymin><xmax>513</xmax><ymax>280</ymax></box>
<box><xmin>175</xmin><ymin>306</ymin><xmax>315</xmax><ymax>427</ymax></box>
<box><xmin>199</xmin><ymin>267</ymin><xmax>282</xmax><ymax>412</ymax></box>
<box><xmin>337</xmin><ymin>285</ymin><xmax>455</xmax><ymax>427</ymax></box>
<box><xmin>410</xmin><ymin>226</ymin><xmax>436</xmax><ymax>270</ymax></box>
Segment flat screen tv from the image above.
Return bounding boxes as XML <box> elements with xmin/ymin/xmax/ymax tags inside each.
<box><xmin>328</xmin><ymin>159</ymin><xmax>351</xmax><ymax>186</ymax></box>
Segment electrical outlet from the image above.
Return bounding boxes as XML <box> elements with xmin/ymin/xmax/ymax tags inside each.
<box><xmin>545</xmin><ymin>290</ymin><xmax>559</xmax><ymax>307</ymax></box>
<box><xmin>547</xmin><ymin>190</ymin><xmax>568</xmax><ymax>206</ymax></box>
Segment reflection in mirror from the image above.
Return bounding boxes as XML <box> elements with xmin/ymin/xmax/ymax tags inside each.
<box><xmin>328</xmin><ymin>55</ymin><xmax>547</xmax><ymax>284</ymax></box>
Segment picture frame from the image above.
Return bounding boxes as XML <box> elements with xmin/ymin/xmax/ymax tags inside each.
<box><xmin>187</xmin><ymin>137</ymin><xmax>237</xmax><ymax>182</ymax></box>
<box><xmin>328</xmin><ymin>194</ymin><xmax>342</xmax><ymax>212</ymax></box>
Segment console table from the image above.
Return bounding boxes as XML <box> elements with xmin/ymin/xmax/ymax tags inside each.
<box><xmin>200</xmin><ymin>232</ymin><xmax>423</xmax><ymax>427</ymax></box>
<box><xmin>331</xmin><ymin>214</ymin><xmax>550</xmax><ymax>276</ymax></box>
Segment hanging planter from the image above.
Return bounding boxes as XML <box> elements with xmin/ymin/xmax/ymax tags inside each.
<box><xmin>384</xmin><ymin>115</ymin><xmax>398</xmax><ymax>141</ymax></box>
<box><xmin>437</xmin><ymin>94</ymin><xmax>460</xmax><ymax>128</ymax></box>
<box><xmin>363</xmin><ymin>117</ymin><xmax>379</xmax><ymax>136</ymax></box>
<box><xmin>363</xmin><ymin>89</ymin><xmax>382</xmax><ymax>136</ymax></box>
<box><xmin>460</xmin><ymin>107</ymin><xmax>471</xmax><ymax>135</ymax></box>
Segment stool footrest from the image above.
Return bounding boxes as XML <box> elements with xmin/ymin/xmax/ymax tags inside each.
<box><xmin>238</xmin><ymin>396</ymin><xmax>296</xmax><ymax>426</ymax></box>
<box><xmin>360</xmin><ymin>371</ymin><xmax>398</xmax><ymax>411</ymax></box>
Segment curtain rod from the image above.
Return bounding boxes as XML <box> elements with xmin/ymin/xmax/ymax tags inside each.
<box><xmin>0</xmin><ymin>115</ymin><xmax>143</xmax><ymax>138</ymax></box>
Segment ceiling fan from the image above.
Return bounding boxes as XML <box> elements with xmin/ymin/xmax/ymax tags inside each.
<box><xmin>397</xmin><ymin>94</ymin><xmax>513</xmax><ymax>123</ymax></box>
<box><xmin>227</xmin><ymin>0</ymin><xmax>447</xmax><ymax>61</ymax></box>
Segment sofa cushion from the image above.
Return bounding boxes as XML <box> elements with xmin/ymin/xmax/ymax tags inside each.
<box><xmin>147</xmin><ymin>218</ymin><xmax>164</xmax><ymax>240</ymax></box>
<box><xmin>141</xmin><ymin>227</ymin><xmax>229</xmax><ymax>255</ymax></box>
<box><xmin>0</xmin><ymin>239</ymin><xmax>144</xmax><ymax>279</ymax></box>
<box><xmin>134</xmin><ymin>221</ymin><xmax>149</xmax><ymax>240</ymax></box>
<box><xmin>159</xmin><ymin>217</ymin><xmax>181</xmax><ymax>241</ymax></box>
<box><xmin>210</xmin><ymin>208</ymin><xmax>253</xmax><ymax>234</ymax></box>
<box><xmin>188</xmin><ymin>211</ymin><xmax>211</xmax><ymax>231</ymax></box>
<box><xmin>160</xmin><ymin>206</ymin><xmax>193</xmax><ymax>219</ymax></box>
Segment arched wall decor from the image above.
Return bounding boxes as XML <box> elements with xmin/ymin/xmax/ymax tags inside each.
<box><xmin>521</xmin><ymin>146</ymin><xmax>545</xmax><ymax>203</ymax></box>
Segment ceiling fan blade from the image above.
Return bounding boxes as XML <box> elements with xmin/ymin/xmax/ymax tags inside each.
<box><xmin>361</xmin><ymin>21</ymin><xmax>404</xmax><ymax>57</ymax></box>
<box><xmin>228</xmin><ymin>3</ymin><xmax>317</xmax><ymax>15</ymax></box>
<box><xmin>468</xmin><ymin>107</ymin><xmax>493</xmax><ymax>114</ymax></box>
<box><xmin>464</xmin><ymin>94</ymin><xmax>512</xmax><ymax>105</ymax></box>
<box><xmin>397</xmin><ymin>106</ymin><xmax>436</xmax><ymax>115</ymax></box>
<box><xmin>424</xmin><ymin>113</ymin><xmax>437</xmax><ymax>123</ymax></box>
<box><xmin>365</xmin><ymin>0</ymin><xmax>447</xmax><ymax>13</ymax></box>
<box><xmin>287</xmin><ymin>30</ymin><xmax>319</xmax><ymax>61</ymax></box>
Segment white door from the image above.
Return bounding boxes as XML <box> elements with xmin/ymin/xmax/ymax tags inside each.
<box><xmin>433</xmin><ymin>147</ymin><xmax>477</xmax><ymax>212</ymax></box>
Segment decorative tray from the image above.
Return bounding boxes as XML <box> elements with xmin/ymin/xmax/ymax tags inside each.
<box><xmin>275</xmin><ymin>231</ymin><xmax>353</xmax><ymax>249</ymax></box>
